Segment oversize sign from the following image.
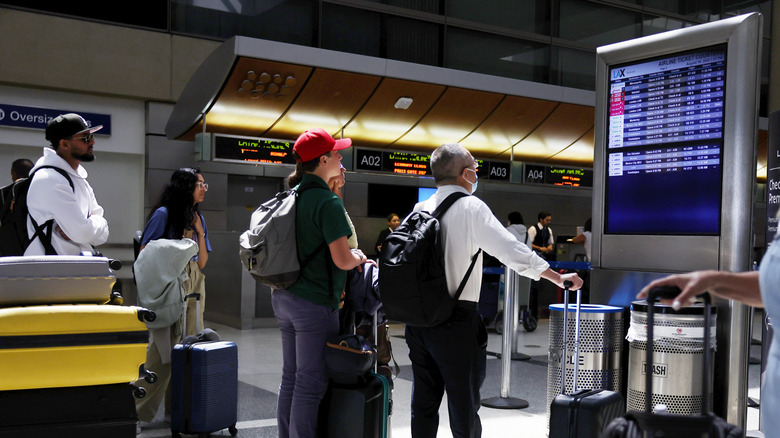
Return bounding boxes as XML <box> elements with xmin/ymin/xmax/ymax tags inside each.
<box><xmin>0</xmin><ymin>103</ymin><xmax>111</xmax><ymax>135</ymax></box>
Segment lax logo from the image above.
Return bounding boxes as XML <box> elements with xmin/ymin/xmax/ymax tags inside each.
<box><xmin>612</xmin><ymin>68</ymin><xmax>626</xmax><ymax>79</ymax></box>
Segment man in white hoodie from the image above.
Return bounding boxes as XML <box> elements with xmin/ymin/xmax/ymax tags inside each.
<box><xmin>25</xmin><ymin>113</ymin><xmax>109</xmax><ymax>255</ymax></box>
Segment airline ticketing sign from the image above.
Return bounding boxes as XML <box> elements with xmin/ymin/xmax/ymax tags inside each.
<box><xmin>0</xmin><ymin>103</ymin><xmax>111</xmax><ymax>135</ymax></box>
<box><xmin>354</xmin><ymin>148</ymin><xmax>510</xmax><ymax>181</ymax></box>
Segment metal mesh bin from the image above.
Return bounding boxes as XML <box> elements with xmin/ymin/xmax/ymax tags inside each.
<box><xmin>546</xmin><ymin>303</ymin><xmax>624</xmax><ymax>422</ymax></box>
<box><xmin>626</xmin><ymin>301</ymin><xmax>717</xmax><ymax>414</ymax></box>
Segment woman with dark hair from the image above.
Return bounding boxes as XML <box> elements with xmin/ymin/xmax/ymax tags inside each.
<box><xmin>135</xmin><ymin>167</ymin><xmax>211</xmax><ymax>427</ymax></box>
<box><xmin>274</xmin><ymin>128</ymin><xmax>368</xmax><ymax>438</ymax></box>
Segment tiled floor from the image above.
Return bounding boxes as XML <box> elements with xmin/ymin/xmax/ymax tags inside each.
<box><xmin>137</xmin><ymin>318</ymin><xmax>763</xmax><ymax>438</ymax></box>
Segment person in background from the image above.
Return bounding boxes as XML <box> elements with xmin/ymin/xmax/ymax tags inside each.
<box><xmin>134</xmin><ymin>167</ymin><xmax>211</xmax><ymax>429</ymax></box>
<box><xmin>571</xmin><ymin>217</ymin><xmax>592</xmax><ymax>261</ymax></box>
<box><xmin>526</xmin><ymin>211</ymin><xmax>555</xmax><ymax>320</ymax></box>
<box><xmin>25</xmin><ymin>113</ymin><xmax>108</xmax><ymax>255</ymax></box>
<box><xmin>274</xmin><ymin>128</ymin><xmax>368</xmax><ymax>438</ymax></box>
<box><xmin>328</xmin><ymin>165</ymin><xmax>358</xmax><ymax>249</ymax></box>
<box><xmin>375</xmin><ymin>212</ymin><xmax>400</xmax><ymax>256</ymax></box>
<box><xmin>0</xmin><ymin>158</ymin><xmax>33</xmax><ymax>213</ymax></box>
<box><xmin>505</xmin><ymin>211</ymin><xmax>529</xmax><ymax>248</ymax></box>
<box><xmin>527</xmin><ymin>211</ymin><xmax>554</xmax><ymax>260</ymax></box>
<box><xmin>405</xmin><ymin>143</ymin><xmax>582</xmax><ymax>438</ymax></box>
<box><xmin>10</xmin><ymin>158</ymin><xmax>33</xmax><ymax>182</ymax></box>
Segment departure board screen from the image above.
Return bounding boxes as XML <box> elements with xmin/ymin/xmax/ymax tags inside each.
<box><xmin>214</xmin><ymin>135</ymin><xmax>295</xmax><ymax>164</ymax></box>
<box><xmin>605</xmin><ymin>45</ymin><xmax>725</xmax><ymax>235</ymax></box>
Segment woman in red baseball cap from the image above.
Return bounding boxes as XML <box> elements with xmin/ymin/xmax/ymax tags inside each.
<box><xmin>273</xmin><ymin>128</ymin><xmax>369</xmax><ymax>438</ymax></box>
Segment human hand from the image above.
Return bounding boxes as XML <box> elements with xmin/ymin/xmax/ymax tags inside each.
<box><xmin>192</xmin><ymin>213</ymin><xmax>204</xmax><ymax>235</ymax></box>
<box><xmin>636</xmin><ymin>271</ymin><xmax>714</xmax><ymax>310</ymax></box>
<box><xmin>55</xmin><ymin>226</ymin><xmax>72</xmax><ymax>242</ymax></box>
<box><xmin>559</xmin><ymin>272</ymin><xmax>583</xmax><ymax>290</ymax></box>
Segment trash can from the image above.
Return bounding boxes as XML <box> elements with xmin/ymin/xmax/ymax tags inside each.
<box><xmin>626</xmin><ymin>301</ymin><xmax>717</xmax><ymax>414</ymax></box>
<box><xmin>546</xmin><ymin>303</ymin><xmax>624</xmax><ymax>421</ymax></box>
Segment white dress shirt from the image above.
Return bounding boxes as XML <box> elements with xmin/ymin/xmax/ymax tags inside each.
<box><xmin>412</xmin><ymin>185</ymin><xmax>549</xmax><ymax>303</ymax></box>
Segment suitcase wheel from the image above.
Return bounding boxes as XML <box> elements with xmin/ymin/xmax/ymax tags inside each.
<box><xmin>132</xmin><ymin>384</ymin><xmax>146</xmax><ymax>399</ymax></box>
<box><xmin>522</xmin><ymin>312</ymin><xmax>537</xmax><ymax>332</ymax></box>
<box><xmin>229</xmin><ymin>424</ymin><xmax>238</xmax><ymax>436</ymax></box>
<box><xmin>145</xmin><ymin>370</ymin><xmax>158</xmax><ymax>384</ymax></box>
<box><xmin>172</xmin><ymin>432</ymin><xmax>181</xmax><ymax>438</ymax></box>
<box><xmin>137</xmin><ymin>309</ymin><xmax>157</xmax><ymax>323</ymax></box>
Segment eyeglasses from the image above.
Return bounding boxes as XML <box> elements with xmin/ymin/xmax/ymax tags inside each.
<box><xmin>196</xmin><ymin>181</ymin><xmax>209</xmax><ymax>191</ymax></box>
<box><xmin>70</xmin><ymin>133</ymin><xmax>94</xmax><ymax>143</ymax></box>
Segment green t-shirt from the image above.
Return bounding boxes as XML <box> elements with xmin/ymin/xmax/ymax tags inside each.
<box><xmin>288</xmin><ymin>173</ymin><xmax>353</xmax><ymax>309</ymax></box>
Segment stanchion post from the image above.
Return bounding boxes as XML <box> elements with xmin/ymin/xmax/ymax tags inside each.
<box><xmin>481</xmin><ymin>266</ymin><xmax>529</xmax><ymax>409</ymax></box>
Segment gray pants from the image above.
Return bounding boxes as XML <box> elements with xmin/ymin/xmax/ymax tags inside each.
<box><xmin>272</xmin><ymin>289</ymin><xmax>339</xmax><ymax>438</ymax></box>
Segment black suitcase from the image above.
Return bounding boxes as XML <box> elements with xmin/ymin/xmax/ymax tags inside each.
<box><xmin>319</xmin><ymin>372</ymin><xmax>391</xmax><ymax>438</ymax></box>
<box><xmin>549</xmin><ymin>283</ymin><xmax>625</xmax><ymax>438</ymax></box>
<box><xmin>0</xmin><ymin>382</ymin><xmax>138</xmax><ymax>437</ymax></box>
<box><xmin>601</xmin><ymin>287</ymin><xmax>741</xmax><ymax>438</ymax></box>
<box><xmin>319</xmin><ymin>311</ymin><xmax>391</xmax><ymax>438</ymax></box>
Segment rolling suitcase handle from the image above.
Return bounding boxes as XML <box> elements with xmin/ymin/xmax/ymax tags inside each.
<box><xmin>183</xmin><ymin>292</ymin><xmax>202</xmax><ymax>335</ymax></box>
<box><xmin>560</xmin><ymin>280</ymin><xmax>583</xmax><ymax>394</ymax></box>
<box><xmin>645</xmin><ymin>287</ymin><xmax>712</xmax><ymax>414</ymax></box>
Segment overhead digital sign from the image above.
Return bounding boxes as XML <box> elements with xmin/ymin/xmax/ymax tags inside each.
<box><xmin>355</xmin><ymin>149</ymin><xmax>510</xmax><ymax>181</ymax></box>
<box><xmin>524</xmin><ymin>164</ymin><xmax>593</xmax><ymax>187</ymax></box>
<box><xmin>213</xmin><ymin>135</ymin><xmax>295</xmax><ymax>164</ymax></box>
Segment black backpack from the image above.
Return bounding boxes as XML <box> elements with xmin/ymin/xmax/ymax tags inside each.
<box><xmin>0</xmin><ymin>166</ymin><xmax>74</xmax><ymax>256</ymax></box>
<box><xmin>378</xmin><ymin>192</ymin><xmax>482</xmax><ymax>327</ymax></box>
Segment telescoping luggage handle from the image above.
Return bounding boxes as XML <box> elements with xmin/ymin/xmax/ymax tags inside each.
<box><xmin>645</xmin><ymin>287</ymin><xmax>712</xmax><ymax>414</ymax></box>
<box><xmin>559</xmin><ymin>280</ymin><xmax>583</xmax><ymax>395</ymax></box>
<box><xmin>183</xmin><ymin>292</ymin><xmax>202</xmax><ymax>334</ymax></box>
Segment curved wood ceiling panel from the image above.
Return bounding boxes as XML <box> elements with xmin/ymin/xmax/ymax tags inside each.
<box><xmin>395</xmin><ymin>87</ymin><xmax>505</xmax><ymax>153</ymax></box>
<box><xmin>199</xmin><ymin>59</ymin><xmax>313</xmax><ymax>139</ymax></box>
<box><xmin>271</xmin><ymin>68</ymin><xmax>382</xmax><ymax>139</ymax></box>
<box><xmin>515</xmin><ymin>103</ymin><xmax>595</xmax><ymax>162</ymax></box>
<box><xmin>545</xmin><ymin>127</ymin><xmax>595</xmax><ymax>167</ymax></box>
<box><xmin>344</xmin><ymin>78</ymin><xmax>446</xmax><ymax>148</ymax></box>
<box><xmin>461</xmin><ymin>96</ymin><xmax>559</xmax><ymax>161</ymax></box>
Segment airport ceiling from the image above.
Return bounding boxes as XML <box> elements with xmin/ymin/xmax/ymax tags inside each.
<box><xmin>166</xmin><ymin>36</ymin><xmax>768</xmax><ymax>180</ymax></box>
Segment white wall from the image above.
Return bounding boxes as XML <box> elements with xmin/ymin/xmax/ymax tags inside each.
<box><xmin>0</xmin><ymin>85</ymin><xmax>146</xmax><ymax>248</ymax></box>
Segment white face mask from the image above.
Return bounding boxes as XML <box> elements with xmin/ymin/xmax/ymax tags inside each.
<box><xmin>465</xmin><ymin>168</ymin><xmax>478</xmax><ymax>194</ymax></box>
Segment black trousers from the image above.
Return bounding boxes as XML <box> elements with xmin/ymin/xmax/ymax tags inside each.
<box><xmin>404</xmin><ymin>305</ymin><xmax>488</xmax><ymax>438</ymax></box>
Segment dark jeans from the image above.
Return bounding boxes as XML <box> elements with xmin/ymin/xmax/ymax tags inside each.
<box><xmin>272</xmin><ymin>289</ymin><xmax>339</xmax><ymax>438</ymax></box>
<box><xmin>405</xmin><ymin>305</ymin><xmax>488</xmax><ymax>438</ymax></box>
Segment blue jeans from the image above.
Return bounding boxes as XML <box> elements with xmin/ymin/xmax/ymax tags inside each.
<box><xmin>272</xmin><ymin>289</ymin><xmax>339</xmax><ymax>438</ymax></box>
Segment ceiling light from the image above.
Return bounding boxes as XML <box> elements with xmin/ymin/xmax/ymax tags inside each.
<box><xmin>237</xmin><ymin>70</ymin><xmax>296</xmax><ymax>99</ymax></box>
<box><xmin>394</xmin><ymin>97</ymin><xmax>413</xmax><ymax>110</ymax></box>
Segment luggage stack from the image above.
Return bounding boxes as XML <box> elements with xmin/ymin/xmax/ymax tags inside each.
<box><xmin>0</xmin><ymin>255</ymin><xmax>156</xmax><ymax>437</ymax></box>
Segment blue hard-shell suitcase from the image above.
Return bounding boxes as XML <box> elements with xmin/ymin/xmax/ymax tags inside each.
<box><xmin>171</xmin><ymin>340</ymin><xmax>238</xmax><ymax>437</ymax></box>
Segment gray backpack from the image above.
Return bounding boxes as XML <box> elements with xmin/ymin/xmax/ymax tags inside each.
<box><xmin>239</xmin><ymin>183</ymin><xmax>327</xmax><ymax>289</ymax></box>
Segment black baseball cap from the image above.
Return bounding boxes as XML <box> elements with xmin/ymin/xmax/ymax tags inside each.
<box><xmin>45</xmin><ymin>113</ymin><xmax>103</xmax><ymax>145</ymax></box>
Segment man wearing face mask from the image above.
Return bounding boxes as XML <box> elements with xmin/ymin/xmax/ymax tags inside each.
<box><xmin>404</xmin><ymin>143</ymin><xmax>583</xmax><ymax>438</ymax></box>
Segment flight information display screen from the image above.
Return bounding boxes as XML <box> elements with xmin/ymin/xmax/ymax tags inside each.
<box><xmin>605</xmin><ymin>45</ymin><xmax>725</xmax><ymax>235</ymax></box>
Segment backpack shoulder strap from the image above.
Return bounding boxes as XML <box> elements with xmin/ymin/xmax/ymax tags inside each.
<box><xmin>30</xmin><ymin>165</ymin><xmax>75</xmax><ymax>192</ymax></box>
<box><xmin>25</xmin><ymin>166</ymin><xmax>75</xmax><ymax>255</ymax></box>
<box><xmin>430</xmin><ymin>192</ymin><xmax>468</xmax><ymax>219</ymax></box>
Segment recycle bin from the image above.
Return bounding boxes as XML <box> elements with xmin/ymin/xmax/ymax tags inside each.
<box><xmin>546</xmin><ymin>303</ymin><xmax>624</xmax><ymax>421</ymax></box>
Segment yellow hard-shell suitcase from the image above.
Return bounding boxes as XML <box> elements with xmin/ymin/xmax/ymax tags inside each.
<box><xmin>0</xmin><ymin>304</ymin><xmax>155</xmax><ymax>391</ymax></box>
